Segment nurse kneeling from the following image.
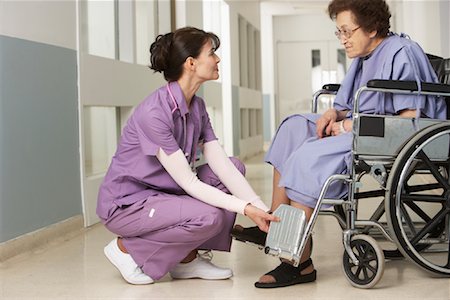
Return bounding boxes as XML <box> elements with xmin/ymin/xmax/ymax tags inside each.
<box><xmin>96</xmin><ymin>26</ymin><xmax>277</xmax><ymax>285</ymax></box>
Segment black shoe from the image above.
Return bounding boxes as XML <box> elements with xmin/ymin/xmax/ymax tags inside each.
<box><xmin>231</xmin><ymin>225</ymin><xmax>267</xmax><ymax>246</ymax></box>
<box><xmin>254</xmin><ymin>259</ymin><xmax>316</xmax><ymax>288</ymax></box>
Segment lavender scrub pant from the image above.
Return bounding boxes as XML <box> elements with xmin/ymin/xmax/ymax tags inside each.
<box><xmin>103</xmin><ymin>158</ymin><xmax>244</xmax><ymax>280</ymax></box>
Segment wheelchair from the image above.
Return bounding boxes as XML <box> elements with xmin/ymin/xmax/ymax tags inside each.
<box><xmin>263</xmin><ymin>55</ymin><xmax>450</xmax><ymax>289</ymax></box>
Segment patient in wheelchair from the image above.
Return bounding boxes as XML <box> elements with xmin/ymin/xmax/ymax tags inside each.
<box><xmin>232</xmin><ymin>0</ymin><xmax>447</xmax><ymax>289</ymax></box>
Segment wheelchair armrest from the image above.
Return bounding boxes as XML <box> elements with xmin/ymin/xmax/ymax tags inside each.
<box><xmin>367</xmin><ymin>79</ymin><xmax>450</xmax><ymax>94</ymax></box>
<box><xmin>311</xmin><ymin>84</ymin><xmax>341</xmax><ymax>113</ymax></box>
<box><xmin>322</xmin><ymin>84</ymin><xmax>341</xmax><ymax>92</ymax></box>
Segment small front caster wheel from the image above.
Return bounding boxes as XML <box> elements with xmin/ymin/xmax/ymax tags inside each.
<box><xmin>342</xmin><ymin>234</ymin><xmax>385</xmax><ymax>289</ymax></box>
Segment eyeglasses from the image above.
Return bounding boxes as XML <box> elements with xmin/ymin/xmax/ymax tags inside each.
<box><xmin>335</xmin><ymin>26</ymin><xmax>360</xmax><ymax>40</ymax></box>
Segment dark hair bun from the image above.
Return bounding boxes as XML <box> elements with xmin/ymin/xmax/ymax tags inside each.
<box><xmin>149</xmin><ymin>32</ymin><xmax>173</xmax><ymax>73</ymax></box>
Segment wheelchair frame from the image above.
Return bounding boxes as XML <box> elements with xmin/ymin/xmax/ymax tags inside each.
<box><xmin>265</xmin><ymin>75</ymin><xmax>450</xmax><ymax>289</ymax></box>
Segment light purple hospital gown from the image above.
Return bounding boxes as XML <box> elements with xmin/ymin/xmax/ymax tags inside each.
<box><xmin>265</xmin><ymin>33</ymin><xmax>447</xmax><ymax>208</ymax></box>
<box><xmin>97</xmin><ymin>81</ymin><xmax>241</xmax><ymax>280</ymax></box>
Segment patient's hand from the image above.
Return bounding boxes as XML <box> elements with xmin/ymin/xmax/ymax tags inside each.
<box><xmin>316</xmin><ymin>109</ymin><xmax>338</xmax><ymax>138</ymax></box>
<box><xmin>330</xmin><ymin>119</ymin><xmax>352</xmax><ymax>136</ymax></box>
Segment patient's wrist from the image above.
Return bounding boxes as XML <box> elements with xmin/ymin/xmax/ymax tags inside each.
<box><xmin>339</xmin><ymin>120</ymin><xmax>346</xmax><ymax>134</ymax></box>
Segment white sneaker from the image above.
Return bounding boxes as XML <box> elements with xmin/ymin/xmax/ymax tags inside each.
<box><xmin>104</xmin><ymin>238</ymin><xmax>154</xmax><ymax>285</ymax></box>
<box><xmin>170</xmin><ymin>252</ymin><xmax>233</xmax><ymax>280</ymax></box>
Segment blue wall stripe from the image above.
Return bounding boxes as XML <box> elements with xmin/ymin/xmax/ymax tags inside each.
<box><xmin>0</xmin><ymin>35</ymin><xmax>82</xmax><ymax>242</ymax></box>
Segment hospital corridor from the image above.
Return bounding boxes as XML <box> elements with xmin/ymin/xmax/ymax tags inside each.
<box><xmin>0</xmin><ymin>154</ymin><xmax>448</xmax><ymax>299</ymax></box>
<box><xmin>2</xmin><ymin>0</ymin><xmax>450</xmax><ymax>299</ymax></box>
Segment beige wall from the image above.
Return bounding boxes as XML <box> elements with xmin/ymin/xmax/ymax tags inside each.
<box><xmin>0</xmin><ymin>0</ymin><xmax>76</xmax><ymax>49</ymax></box>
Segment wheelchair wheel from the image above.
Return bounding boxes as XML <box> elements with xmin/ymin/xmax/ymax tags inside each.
<box><xmin>386</xmin><ymin>123</ymin><xmax>450</xmax><ymax>276</ymax></box>
<box><xmin>342</xmin><ymin>234</ymin><xmax>385</xmax><ymax>289</ymax></box>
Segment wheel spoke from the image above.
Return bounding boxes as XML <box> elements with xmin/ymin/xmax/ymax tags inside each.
<box><xmin>356</xmin><ymin>244</ymin><xmax>364</xmax><ymax>257</ymax></box>
<box><xmin>417</xmin><ymin>150</ymin><xmax>450</xmax><ymax>191</ymax></box>
<box><xmin>366</xmin><ymin>263</ymin><xmax>377</xmax><ymax>274</ymax></box>
<box><xmin>400</xmin><ymin>202</ymin><xmax>417</xmax><ymax>236</ymax></box>
<box><xmin>366</xmin><ymin>248</ymin><xmax>375</xmax><ymax>260</ymax></box>
<box><xmin>361</xmin><ymin>245</ymin><xmax>370</xmax><ymax>260</ymax></box>
<box><xmin>402</xmin><ymin>194</ymin><xmax>446</xmax><ymax>203</ymax></box>
<box><xmin>362</xmin><ymin>266</ymin><xmax>369</xmax><ymax>279</ymax></box>
<box><xmin>407</xmin><ymin>183</ymin><xmax>443</xmax><ymax>193</ymax></box>
<box><xmin>410</xmin><ymin>208</ymin><xmax>449</xmax><ymax>245</ymax></box>
<box><xmin>404</xmin><ymin>200</ymin><xmax>432</xmax><ymax>222</ymax></box>
<box><xmin>355</xmin><ymin>266</ymin><xmax>363</xmax><ymax>278</ymax></box>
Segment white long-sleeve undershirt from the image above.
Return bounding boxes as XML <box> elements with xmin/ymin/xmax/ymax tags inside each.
<box><xmin>202</xmin><ymin>140</ymin><xmax>268</xmax><ymax>212</ymax></box>
<box><xmin>156</xmin><ymin>140</ymin><xmax>269</xmax><ymax>215</ymax></box>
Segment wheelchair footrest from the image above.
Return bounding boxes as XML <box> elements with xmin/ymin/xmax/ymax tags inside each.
<box><xmin>264</xmin><ymin>204</ymin><xmax>307</xmax><ymax>264</ymax></box>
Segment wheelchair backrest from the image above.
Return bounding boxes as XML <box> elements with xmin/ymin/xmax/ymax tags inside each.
<box><xmin>427</xmin><ymin>54</ymin><xmax>450</xmax><ymax>119</ymax></box>
<box><xmin>443</xmin><ymin>58</ymin><xmax>450</xmax><ymax>119</ymax></box>
<box><xmin>427</xmin><ymin>53</ymin><xmax>445</xmax><ymax>82</ymax></box>
<box><xmin>444</xmin><ymin>59</ymin><xmax>450</xmax><ymax>85</ymax></box>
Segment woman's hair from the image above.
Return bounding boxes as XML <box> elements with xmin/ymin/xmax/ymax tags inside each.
<box><xmin>149</xmin><ymin>26</ymin><xmax>220</xmax><ymax>82</ymax></box>
<box><xmin>328</xmin><ymin>0</ymin><xmax>391</xmax><ymax>38</ymax></box>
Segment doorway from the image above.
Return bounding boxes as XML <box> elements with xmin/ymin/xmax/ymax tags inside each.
<box><xmin>275</xmin><ymin>40</ymin><xmax>346</xmax><ymax>125</ymax></box>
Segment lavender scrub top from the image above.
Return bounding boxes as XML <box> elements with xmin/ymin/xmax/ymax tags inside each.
<box><xmin>96</xmin><ymin>81</ymin><xmax>217</xmax><ymax>220</ymax></box>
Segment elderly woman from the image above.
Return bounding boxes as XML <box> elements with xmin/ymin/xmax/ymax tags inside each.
<box><xmin>232</xmin><ymin>0</ymin><xmax>447</xmax><ymax>289</ymax></box>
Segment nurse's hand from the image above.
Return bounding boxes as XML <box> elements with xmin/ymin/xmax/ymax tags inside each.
<box><xmin>316</xmin><ymin>108</ymin><xmax>338</xmax><ymax>138</ymax></box>
<box><xmin>244</xmin><ymin>204</ymin><xmax>280</xmax><ymax>233</ymax></box>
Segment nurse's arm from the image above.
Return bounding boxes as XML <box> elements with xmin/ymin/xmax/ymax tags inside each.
<box><xmin>157</xmin><ymin>148</ymin><xmax>249</xmax><ymax>214</ymax></box>
<box><xmin>203</xmin><ymin>140</ymin><xmax>269</xmax><ymax>212</ymax></box>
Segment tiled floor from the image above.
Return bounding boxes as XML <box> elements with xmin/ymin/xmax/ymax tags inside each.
<box><xmin>1</xmin><ymin>154</ymin><xmax>449</xmax><ymax>299</ymax></box>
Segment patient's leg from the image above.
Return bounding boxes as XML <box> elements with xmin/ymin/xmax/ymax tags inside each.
<box><xmin>256</xmin><ymin>200</ymin><xmax>315</xmax><ymax>285</ymax></box>
<box><xmin>230</xmin><ymin>168</ymin><xmax>288</xmax><ymax>245</ymax></box>
<box><xmin>269</xmin><ymin>168</ymin><xmax>290</xmax><ymax>212</ymax></box>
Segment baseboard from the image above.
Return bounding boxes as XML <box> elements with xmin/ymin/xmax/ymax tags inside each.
<box><xmin>0</xmin><ymin>215</ymin><xmax>84</xmax><ymax>262</ymax></box>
